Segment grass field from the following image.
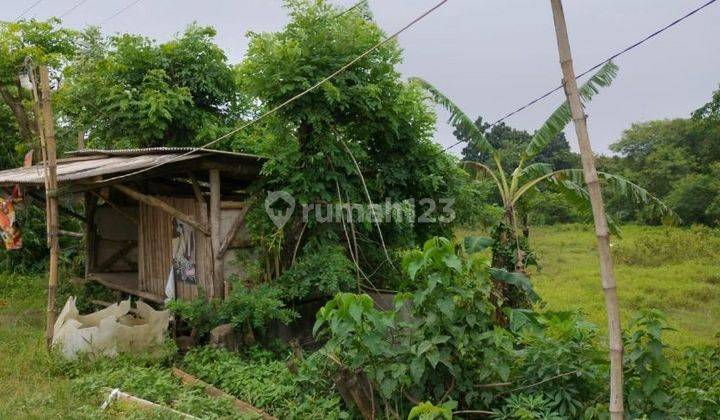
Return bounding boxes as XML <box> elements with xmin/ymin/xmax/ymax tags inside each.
<box><xmin>0</xmin><ymin>274</ymin><xmax>103</xmax><ymax>418</ymax></box>
<box><xmin>1</xmin><ymin>224</ymin><xmax>718</xmax><ymax>416</ymax></box>
<box><xmin>528</xmin><ymin>224</ymin><xmax>720</xmax><ymax>348</ymax></box>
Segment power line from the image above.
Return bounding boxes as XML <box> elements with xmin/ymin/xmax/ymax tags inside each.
<box><xmin>334</xmin><ymin>0</ymin><xmax>368</xmax><ymax>19</ymax></box>
<box><xmin>16</xmin><ymin>0</ymin><xmax>44</xmax><ymax>20</ymax></box>
<box><xmin>442</xmin><ymin>0</ymin><xmax>719</xmax><ymax>153</ymax></box>
<box><xmin>100</xmin><ymin>0</ymin><xmax>143</xmax><ymax>25</ymax></box>
<box><xmin>95</xmin><ymin>0</ymin><xmax>450</xmax><ymax>185</ymax></box>
<box><xmin>59</xmin><ymin>0</ymin><xmax>92</xmax><ymax>20</ymax></box>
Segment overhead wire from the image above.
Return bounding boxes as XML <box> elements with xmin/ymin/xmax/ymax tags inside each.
<box><xmin>333</xmin><ymin>0</ymin><xmax>368</xmax><ymax>19</ymax></box>
<box><xmin>59</xmin><ymin>0</ymin><xmax>92</xmax><ymax>20</ymax></box>
<box><xmin>15</xmin><ymin>0</ymin><xmax>44</xmax><ymax>20</ymax></box>
<box><xmin>100</xmin><ymin>0</ymin><xmax>144</xmax><ymax>25</ymax></box>
<box><xmin>441</xmin><ymin>0</ymin><xmax>719</xmax><ymax>153</ymax></box>
<box><xmin>95</xmin><ymin>0</ymin><xmax>451</xmax><ymax>185</ymax></box>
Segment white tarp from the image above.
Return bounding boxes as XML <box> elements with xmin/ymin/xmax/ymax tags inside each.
<box><xmin>52</xmin><ymin>297</ymin><xmax>170</xmax><ymax>359</ymax></box>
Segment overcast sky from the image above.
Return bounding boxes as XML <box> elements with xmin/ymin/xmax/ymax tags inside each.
<box><xmin>5</xmin><ymin>0</ymin><xmax>719</xmax><ymax>155</ymax></box>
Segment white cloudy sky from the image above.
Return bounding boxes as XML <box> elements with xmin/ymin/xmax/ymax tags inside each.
<box><xmin>5</xmin><ymin>0</ymin><xmax>719</xmax><ymax>155</ymax></box>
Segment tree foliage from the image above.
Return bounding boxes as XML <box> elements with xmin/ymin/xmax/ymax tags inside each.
<box><xmin>235</xmin><ymin>0</ymin><xmax>469</xmax><ymax>287</ymax></box>
<box><xmin>58</xmin><ymin>24</ymin><xmax>243</xmax><ymax>148</ymax></box>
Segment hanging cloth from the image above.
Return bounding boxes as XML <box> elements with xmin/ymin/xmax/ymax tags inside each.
<box><xmin>0</xmin><ymin>186</ymin><xmax>22</xmax><ymax>250</ymax></box>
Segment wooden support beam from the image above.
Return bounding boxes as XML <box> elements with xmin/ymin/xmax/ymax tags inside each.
<box><xmin>85</xmin><ymin>192</ymin><xmax>98</xmax><ymax>278</ymax></box>
<box><xmin>217</xmin><ymin>205</ymin><xmax>250</xmax><ymax>259</ymax></box>
<box><xmin>96</xmin><ymin>241</ymin><xmax>137</xmax><ymax>272</ymax></box>
<box><xmin>58</xmin><ymin>230</ymin><xmax>83</xmax><ymax>238</ymax></box>
<box><xmin>89</xmin><ymin>190</ymin><xmax>139</xmax><ymax>225</ymax></box>
<box><xmin>220</xmin><ymin>201</ymin><xmax>248</xmax><ymax>210</ymax></box>
<box><xmin>187</xmin><ymin>172</ymin><xmax>206</xmax><ymax>205</ymax></box>
<box><xmin>112</xmin><ymin>184</ymin><xmax>210</xmax><ymax>236</ymax></box>
<box><xmin>88</xmin><ymin>274</ymin><xmax>164</xmax><ymax>304</ymax></box>
<box><xmin>209</xmin><ymin>169</ymin><xmax>224</xmax><ymax>298</ymax></box>
<box><xmin>171</xmin><ymin>368</ymin><xmax>276</xmax><ymax>420</ymax></box>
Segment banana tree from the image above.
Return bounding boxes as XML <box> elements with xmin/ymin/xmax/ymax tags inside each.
<box><xmin>412</xmin><ymin>61</ymin><xmax>678</xmax><ymax>275</ymax></box>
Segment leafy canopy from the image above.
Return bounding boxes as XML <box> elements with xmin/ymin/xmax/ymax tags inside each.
<box><xmin>58</xmin><ymin>24</ymin><xmax>243</xmax><ymax>148</ymax></box>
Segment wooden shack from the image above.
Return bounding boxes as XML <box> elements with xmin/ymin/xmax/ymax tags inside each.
<box><xmin>0</xmin><ymin>147</ymin><xmax>265</xmax><ymax>303</ymax></box>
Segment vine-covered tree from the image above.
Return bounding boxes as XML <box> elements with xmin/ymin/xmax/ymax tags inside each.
<box><xmin>235</xmin><ymin>0</ymin><xmax>467</xmax><ymax>286</ymax></box>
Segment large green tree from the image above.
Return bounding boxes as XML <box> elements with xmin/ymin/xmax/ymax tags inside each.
<box><xmin>58</xmin><ymin>24</ymin><xmax>243</xmax><ymax>148</ymax></box>
<box><xmin>0</xmin><ymin>19</ymin><xmax>76</xmax><ymax>154</ymax></box>
<box><xmin>235</xmin><ymin>0</ymin><xmax>467</xmax><ymax>285</ymax></box>
<box><xmin>606</xmin><ymin>85</ymin><xmax>720</xmax><ymax>225</ymax></box>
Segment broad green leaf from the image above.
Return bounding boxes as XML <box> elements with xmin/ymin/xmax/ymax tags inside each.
<box><xmin>489</xmin><ymin>268</ymin><xmax>541</xmax><ymax>303</ymax></box>
<box><xmin>463</xmin><ymin>236</ymin><xmax>494</xmax><ymax>254</ymax></box>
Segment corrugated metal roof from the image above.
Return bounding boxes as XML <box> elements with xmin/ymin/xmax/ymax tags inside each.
<box><xmin>0</xmin><ymin>148</ymin><xmax>265</xmax><ymax>186</ymax></box>
<box><xmin>0</xmin><ymin>154</ymin><xmax>202</xmax><ymax>185</ymax></box>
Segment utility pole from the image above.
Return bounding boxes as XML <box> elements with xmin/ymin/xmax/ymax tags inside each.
<box><xmin>39</xmin><ymin>65</ymin><xmax>60</xmax><ymax>350</ymax></box>
<box><xmin>549</xmin><ymin>1</ymin><xmax>624</xmax><ymax>418</ymax></box>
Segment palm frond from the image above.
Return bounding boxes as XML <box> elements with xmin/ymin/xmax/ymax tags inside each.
<box><xmin>410</xmin><ymin>77</ymin><xmax>495</xmax><ymax>154</ymax></box>
<box><xmin>520</xmin><ymin>162</ymin><xmax>553</xmax><ymax>181</ymax></box>
<box><xmin>523</xmin><ymin>61</ymin><xmax>619</xmax><ymax>160</ymax></box>
<box><xmin>541</xmin><ymin>172</ymin><xmax>622</xmax><ymax>235</ymax></box>
<box><xmin>554</xmin><ymin>169</ymin><xmax>681</xmax><ymax>225</ymax></box>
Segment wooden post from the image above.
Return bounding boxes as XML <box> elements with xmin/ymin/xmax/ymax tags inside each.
<box><xmin>39</xmin><ymin>66</ymin><xmax>60</xmax><ymax>349</ymax></box>
<box><xmin>549</xmin><ymin>1</ymin><xmax>624</xmax><ymax>417</ymax></box>
<box><xmin>209</xmin><ymin>169</ymin><xmax>224</xmax><ymax>298</ymax></box>
<box><xmin>84</xmin><ymin>192</ymin><xmax>98</xmax><ymax>279</ymax></box>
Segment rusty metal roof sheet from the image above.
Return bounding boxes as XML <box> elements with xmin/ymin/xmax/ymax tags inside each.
<box><xmin>0</xmin><ymin>148</ymin><xmax>265</xmax><ymax>186</ymax></box>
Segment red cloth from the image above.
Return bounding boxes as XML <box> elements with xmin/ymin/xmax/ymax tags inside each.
<box><xmin>0</xmin><ymin>186</ymin><xmax>22</xmax><ymax>250</ymax></box>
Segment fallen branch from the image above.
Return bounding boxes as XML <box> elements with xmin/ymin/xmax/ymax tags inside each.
<box><xmin>101</xmin><ymin>388</ymin><xmax>198</xmax><ymax>419</ymax></box>
<box><xmin>171</xmin><ymin>367</ymin><xmax>277</xmax><ymax>420</ymax></box>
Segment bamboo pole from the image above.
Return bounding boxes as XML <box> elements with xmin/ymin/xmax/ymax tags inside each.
<box><xmin>209</xmin><ymin>169</ymin><xmax>224</xmax><ymax>298</ymax></box>
<box><xmin>39</xmin><ymin>66</ymin><xmax>60</xmax><ymax>350</ymax></box>
<box><xmin>549</xmin><ymin>1</ymin><xmax>624</xmax><ymax>417</ymax></box>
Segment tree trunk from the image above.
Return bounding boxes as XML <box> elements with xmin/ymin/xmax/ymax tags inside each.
<box><xmin>0</xmin><ymin>84</ymin><xmax>36</xmax><ymax>145</ymax></box>
<box><xmin>549</xmin><ymin>1</ymin><xmax>624</xmax><ymax>417</ymax></box>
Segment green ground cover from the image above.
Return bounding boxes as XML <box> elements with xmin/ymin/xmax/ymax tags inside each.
<box><xmin>1</xmin><ymin>224</ymin><xmax>718</xmax><ymax>417</ymax></box>
<box><xmin>528</xmin><ymin>224</ymin><xmax>720</xmax><ymax>347</ymax></box>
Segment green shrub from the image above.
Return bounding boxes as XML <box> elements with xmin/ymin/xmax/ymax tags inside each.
<box><xmin>512</xmin><ymin>311</ymin><xmax>606</xmax><ymax>417</ymax></box>
<box><xmin>275</xmin><ymin>244</ymin><xmax>355</xmax><ymax>301</ymax></box>
<box><xmin>167</xmin><ymin>282</ymin><xmax>298</xmax><ymax>343</ymax></box>
<box><xmin>182</xmin><ymin>346</ymin><xmax>346</xmax><ymax>419</ymax></box>
<box><xmin>623</xmin><ymin>309</ymin><xmax>673</xmax><ymax>418</ymax></box>
<box><xmin>670</xmin><ymin>343</ymin><xmax>720</xmax><ymax>417</ymax></box>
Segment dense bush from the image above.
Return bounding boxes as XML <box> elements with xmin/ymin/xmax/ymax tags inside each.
<box><xmin>167</xmin><ymin>281</ymin><xmax>297</xmax><ymax>343</ymax></box>
<box><xmin>311</xmin><ymin>236</ymin><xmax>720</xmax><ymax>418</ymax></box>
<box><xmin>275</xmin><ymin>244</ymin><xmax>356</xmax><ymax>301</ymax></box>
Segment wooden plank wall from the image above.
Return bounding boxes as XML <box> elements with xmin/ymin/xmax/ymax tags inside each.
<box><xmin>138</xmin><ymin>197</ymin><xmax>213</xmax><ymax>300</ymax></box>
